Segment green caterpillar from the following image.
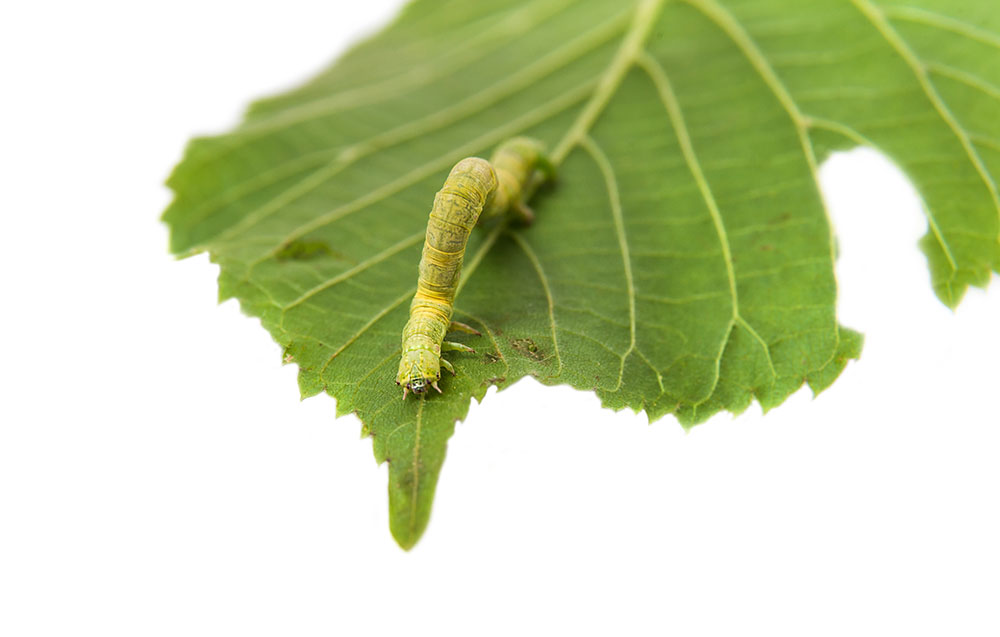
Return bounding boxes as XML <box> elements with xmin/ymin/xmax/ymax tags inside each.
<box><xmin>396</xmin><ymin>137</ymin><xmax>551</xmax><ymax>398</ymax></box>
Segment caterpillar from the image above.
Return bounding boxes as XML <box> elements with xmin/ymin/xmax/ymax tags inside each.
<box><xmin>396</xmin><ymin>137</ymin><xmax>551</xmax><ymax>398</ymax></box>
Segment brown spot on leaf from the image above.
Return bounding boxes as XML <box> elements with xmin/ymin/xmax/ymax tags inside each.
<box><xmin>275</xmin><ymin>239</ymin><xmax>343</xmax><ymax>262</ymax></box>
<box><xmin>511</xmin><ymin>337</ymin><xmax>544</xmax><ymax>361</ymax></box>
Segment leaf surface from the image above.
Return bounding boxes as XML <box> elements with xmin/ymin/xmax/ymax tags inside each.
<box><xmin>164</xmin><ymin>0</ymin><xmax>1000</xmax><ymax>548</ymax></box>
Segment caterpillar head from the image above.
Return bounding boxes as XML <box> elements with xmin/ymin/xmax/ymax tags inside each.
<box><xmin>396</xmin><ymin>350</ymin><xmax>441</xmax><ymax>399</ymax></box>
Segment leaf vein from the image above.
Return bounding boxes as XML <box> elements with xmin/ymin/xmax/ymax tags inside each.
<box><xmin>319</xmin><ymin>287</ymin><xmax>415</xmax><ymax>378</ymax></box>
<box><xmin>881</xmin><ymin>5</ymin><xmax>1000</xmax><ymax>52</ymax></box>
<box><xmin>926</xmin><ymin>61</ymin><xmax>1000</xmax><ymax>104</ymax></box>
<box><xmin>507</xmin><ymin>231</ymin><xmax>564</xmax><ymax>376</ymax></box>
<box><xmin>850</xmin><ymin>0</ymin><xmax>1000</xmax><ymax>231</ymax></box>
<box><xmin>232</xmin><ymin>0</ymin><xmax>583</xmax><ymax>141</ymax></box>
<box><xmin>246</xmin><ymin>78</ymin><xmax>598</xmax><ymax>268</ymax></box>
<box><xmin>282</xmin><ymin>231</ymin><xmax>423</xmax><ymax>312</ymax></box>
<box><xmin>212</xmin><ymin>14</ymin><xmax>621</xmax><ymax>252</ymax></box>
<box><xmin>410</xmin><ymin>397</ymin><xmax>424</xmax><ymax>539</ymax></box>
<box><xmin>580</xmin><ymin>135</ymin><xmax>636</xmax><ymax>391</ymax></box>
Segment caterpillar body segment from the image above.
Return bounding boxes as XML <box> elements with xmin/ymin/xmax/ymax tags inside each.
<box><xmin>482</xmin><ymin>137</ymin><xmax>554</xmax><ymax>225</ymax></box>
<box><xmin>396</xmin><ymin>139</ymin><xmax>551</xmax><ymax>398</ymax></box>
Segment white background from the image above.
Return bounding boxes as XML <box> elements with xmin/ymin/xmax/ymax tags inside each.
<box><xmin>2</xmin><ymin>1</ymin><xmax>998</xmax><ymax>635</ymax></box>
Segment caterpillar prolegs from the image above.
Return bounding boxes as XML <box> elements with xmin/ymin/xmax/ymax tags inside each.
<box><xmin>396</xmin><ymin>137</ymin><xmax>552</xmax><ymax>398</ymax></box>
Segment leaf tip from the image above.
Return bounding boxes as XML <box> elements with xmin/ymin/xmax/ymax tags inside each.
<box><xmin>388</xmin><ymin>506</ymin><xmax>429</xmax><ymax>551</ymax></box>
<box><xmin>806</xmin><ymin>327</ymin><xmax>864</xmax><ymax>397</ymax></box>
<box><xmin>391</xmin><ymin>529</ymin><xmax>420</xmax><ymax>552</ymax></box>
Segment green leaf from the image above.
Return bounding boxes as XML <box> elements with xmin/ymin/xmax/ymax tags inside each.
<box><xmin>163</xmin><ymin>0</ymin><xmax>1000</xmax><ymax>549</ymax></box>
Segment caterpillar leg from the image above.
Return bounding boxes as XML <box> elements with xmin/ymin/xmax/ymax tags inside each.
<box><xmin>513</xmin><ymin>201</ymin><xmax>535</xmax><ymax>225</ymax></box>
<box><xmin>534</xmin><ymin>153</ymin><xmax>556</xmax><ymax>180</ymax></box>
<box><xmin>442</xmin><ymin>341</ymin><xmax>475</xmax><ymax>353</ymax></box>
<box><xmin>440</xmin><ymin>358</ymin><xmax>456</xmax><ymax>375</ymax></box>
<box><xmin>448</xmin><ymin>320</ymin><xmax>481</xmax><ymax>336</ymax></box>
